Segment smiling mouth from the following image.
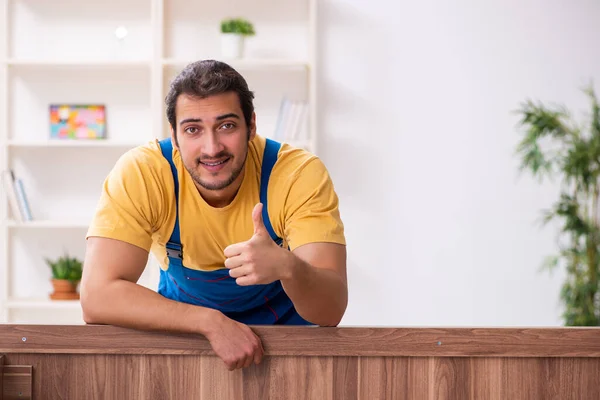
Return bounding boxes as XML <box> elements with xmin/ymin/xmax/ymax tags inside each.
<box><xmin>200</xmin><ymin>157</ymin><xmax>230</xmax><ymax>166</ymax></box>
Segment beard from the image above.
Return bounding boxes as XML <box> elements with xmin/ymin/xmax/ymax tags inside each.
<box><xmin>184</xmin><ymin>146</ymin><xmax>248</xmax><ymax>191</ymax></box>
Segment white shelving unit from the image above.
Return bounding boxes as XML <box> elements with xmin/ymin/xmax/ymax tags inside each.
<box><xmin>4</xmin><ymin>220</ymin><xmax>90</xmax><ymax>229</ymax></box>
<box><xmin>0</xmin><ymin>0</ymin><xmax>318</xmax><ymax>324</ymax></box>
<box><xmin>7</xmin><ymin>140</ymin><xmax>144</xmax><ymax>148</ymax></box>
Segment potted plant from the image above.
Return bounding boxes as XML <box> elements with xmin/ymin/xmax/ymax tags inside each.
<box><xmin>514</xmin><ymin>83</ymin><xmax>600</xmax><ymax>326</ymax></box>
<box><xmin>45</xmin><ymin>253</ymin><xmax>83</xmax><ymax>300</ymax></box>
<box><xmin>220</xmin><ymin>18</ymin><xmax>255</xmax><ymax>59</ymax></box>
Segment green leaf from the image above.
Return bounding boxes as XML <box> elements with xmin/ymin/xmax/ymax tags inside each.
<box><xmin>539</xmin><ymin>254</ymin><xmax>560</xmax><ymax>274</ymax></box>
<box><xmin>220</xmin><ymin>18</ymin><xmax>255</xmax><ymax>36</ymax></box>
<box><xmin>516</xmin><ymin>83</ymin><xmax>600</xmax><ymax>326</ymax></box>
<box><xmin>46</xmin><ymin>253</ymin><xmax>83</xmax><ymax>282</ymax></box>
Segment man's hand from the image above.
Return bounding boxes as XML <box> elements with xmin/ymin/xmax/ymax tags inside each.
<box><xmin>223</xmin><ymin>203</ymin><xmax>290</xmax><ymax>286</ymax></box>
<box><xmin>205</xmin><ymin>313</ymin><xmax>264</xmax><ymax>371</ymax></box>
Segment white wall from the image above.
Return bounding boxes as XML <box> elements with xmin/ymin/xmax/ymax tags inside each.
<box><xmin>320</xmin><ymin>0</ymin><xmax>600</xmax><ymax>327</ymax></box>
<box><xmin>3</xmin><ymin>0</ymin><xmax>599</xmax><ymax>327</ymax></box>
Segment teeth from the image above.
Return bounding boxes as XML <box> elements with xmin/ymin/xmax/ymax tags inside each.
<box><xmin>203</xmin><ymin>159</ymin><xmax>227</xmax><ymax>166</ymax></box>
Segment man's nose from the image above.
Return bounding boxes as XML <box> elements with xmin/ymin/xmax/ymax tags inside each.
<box><xmin>203</xmin><ymin>133</ymin><xmax>223</xmax><ymax>156</ymax></box>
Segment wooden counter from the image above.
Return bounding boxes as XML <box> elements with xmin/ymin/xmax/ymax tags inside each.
<box><xmin>1</xmin><ymin>325</ymin><xmax>599</xmax><ymax>399</ymax></box>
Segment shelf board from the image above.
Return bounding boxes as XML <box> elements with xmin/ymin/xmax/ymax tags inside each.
<box><xmin>6</xmin><ymin>298</ymin><xmax>82</xmax><ymax>310</ymax></box>
<box><xmin>5</xmin><ymin>220</ymin><xmax>89</xmax><ymax>229</ymax></box>
<box><xmin>7</xmin><ymin>140</ymin><xmax>141</xmax><ymax>148</ymax></box>
<box><xmin>6</xmin><ymin>59</ymin><xmax>151</xmax><ymax>69</ymax></box>
<box><xmin>162</xmin><ymin>58</ymin><xmax>309</xmax><ymax>70</ymax></box>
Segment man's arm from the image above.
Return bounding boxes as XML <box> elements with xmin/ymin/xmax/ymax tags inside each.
<box><xmin>223</xmin><ymin>203</ymin><xmax>348</xmax><ymax>326</ymax></box>
<box><xmin>81</xmin><ymin>236</ymin><xmax>218</xmax><ymax>333</ymax></box>
<box><xmin>277</xmin><ymin>156</ymin><xmax>348</xmax><ymax>326</ymax></box>
<box><xmin>224</xmin><ymin>154</ymin><xmax>348</xmax><ymax>326</ymax></box>
<box><xmin>81</xmin><ymin>237</ymin><xmax>264</xmax><ymax>370</ymax></box>
<box><xmin>82</xmin><ymin>147</ymin><xmax>263</xmax><ymax>370</ymax></box>
<box><xmin>280</xmin><ymin>242</ymin><xmax>348</xmax><ymax>326</ymax></box>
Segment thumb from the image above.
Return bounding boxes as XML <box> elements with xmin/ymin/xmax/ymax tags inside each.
<box><xmin>252</xmin><ymin>203</ymin><xmax>267</xmax><ymax>235</ymax></box>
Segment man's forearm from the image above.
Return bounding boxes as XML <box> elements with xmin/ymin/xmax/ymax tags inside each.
<box><xmin>279</xmin><ymin>252</ymin><xmax>348</xmax><ymax>326</ymax></box>
<box><xmin>81</xmin><ymin>279</ymin><xmax>220</xmax><ymax>337</ymax></box>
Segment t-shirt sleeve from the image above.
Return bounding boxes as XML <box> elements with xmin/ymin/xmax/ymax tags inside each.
<box><xmin>86</xmin><ymin>148</ymin><xmax>164</xmax><ymax>252</ymax></box>
<box><xmin>283</xmin><ymin>157</ymin><xmax>346</xmax><ymax>251</ymax></box>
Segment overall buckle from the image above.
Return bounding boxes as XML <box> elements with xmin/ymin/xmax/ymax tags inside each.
<box><xmin>166</xmin><ymin>242</ymin><xmax>183</xmax><ymax>260</ymax></box>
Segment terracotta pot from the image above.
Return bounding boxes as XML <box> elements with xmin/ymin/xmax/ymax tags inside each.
<box><xmin>50</xmin><ymin>279</ymin><xmax>80</xmax><ymax>300</ymax></box>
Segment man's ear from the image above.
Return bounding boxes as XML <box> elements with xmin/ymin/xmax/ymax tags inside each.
<box><xmin>248</xmin><ymin>112</ymin><xmax>257</xmax><ymax>141</ymax></box>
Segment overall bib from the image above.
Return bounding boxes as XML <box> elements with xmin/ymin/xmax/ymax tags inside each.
<box><xmin>156</xmin><ymin>138</ymin><xmax>312</xmax><ymax>325</ymax></box>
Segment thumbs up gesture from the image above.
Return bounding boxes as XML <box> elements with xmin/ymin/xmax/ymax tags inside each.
<box><xmin>224</xmin><ymin>203</ymin><xmax>290</xmax><ymax>286</ymax></box>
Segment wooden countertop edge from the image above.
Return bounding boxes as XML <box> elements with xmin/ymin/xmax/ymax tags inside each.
<box><xmin>1</xmin><ymin>325</ymin><xmax>599</xmax><ymax>357</ymax></box>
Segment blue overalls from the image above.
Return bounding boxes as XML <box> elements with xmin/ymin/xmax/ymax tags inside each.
<box><xmin>156</xmin><ymin>138</ymin><xmax>313</xmax><ymax>325</ymax></box>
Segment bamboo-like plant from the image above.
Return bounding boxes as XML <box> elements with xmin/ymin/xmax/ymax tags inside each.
<box><xmin>515</xmin><ymin>84</ymin><xmax>600</xmax><ymax>326</ymax></box>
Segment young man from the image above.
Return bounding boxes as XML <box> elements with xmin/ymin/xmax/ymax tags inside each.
<box><xmin>80</xmin><ymin>60</ymin><xmax>347</xmax><ymax>371</ymax></box>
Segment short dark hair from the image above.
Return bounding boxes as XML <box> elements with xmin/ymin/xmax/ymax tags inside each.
<box><xmin>165</xmin><ymin>59</ymin><xmax>255</xmax><ymax>133</ymax></box>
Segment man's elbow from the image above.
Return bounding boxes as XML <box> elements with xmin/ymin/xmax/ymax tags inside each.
<box><xmin>318</xmin><ymin>316</ymin><xmax>343</xmax><ymax>327</ymax></box>
<box><xmin>329</xmin><ymin>303</ymin><xmax>348</xmax><ymax>326</ymax></box>
<box><xmin>312</xmin><ymin>312</ymin><xmax>344</xmax><ymax>327</ymax></box>
<box><xmin>303</xmin><ymin>301</ymin><xmax>347</xmax><ymax>327</ymax></box>
<box><xmin>79</xmin><ymin>282</ymin><xmax>104</xmax><ymax>324</ymax></box>
<box><xmin>82</xmin><ymin>310</ymin><xmax>98</xmax><ymax>325</ymax></box>
<box><xmin>80</xmin><ymin>298</ymin><xmax>97</xmax><ymax>325</ymax></box>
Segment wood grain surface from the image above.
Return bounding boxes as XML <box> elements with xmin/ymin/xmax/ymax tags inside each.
<box><xmin>0</xmin><ymin>354</ymin><xmax>3</xmax><ymax>399</ymax></box>
<box><xmin>2</xmin><ymin>353</ymin><xmax>599</xmax><ymax>400</ymax></box>
<box><xmin>1</xmin><ymin>365</ymin><xmax>32</xmax><ymax>400</ymax></box>
<box><xmin>1</xmin><ymin>325</ymin><xmax>600</xmax><ymax>399</ymax></box>
<box><xmin>1</xmin><ymin>324</ymin><xmax>599</xmax><ymax>357</ymax></box>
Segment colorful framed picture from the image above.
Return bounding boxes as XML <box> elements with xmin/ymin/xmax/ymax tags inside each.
<box><xmin>49</xmin><ymin>104</ymin><xmax>107</xmax><ymax>140</ymax></box>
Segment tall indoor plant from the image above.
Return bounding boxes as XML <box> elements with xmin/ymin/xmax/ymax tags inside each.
<box><xmin>515</xmin><ymin>84</ymin><xmax>600</xmax><ymax>326</ymax></box>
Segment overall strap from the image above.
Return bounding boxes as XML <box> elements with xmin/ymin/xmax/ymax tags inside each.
<box><xmin>261</xmin><ymin>138</ymin><xmax>284</xmax><ymax>246</ymax></box>
<box><xmin>158</xmin><ymin>137</ymin><xmax>284</xmax><ymax>259</ymax></box>
<box><xmin>158</xmin><ymin>138</ymin><xmax>183</xmax><ymax>260</ymax></box>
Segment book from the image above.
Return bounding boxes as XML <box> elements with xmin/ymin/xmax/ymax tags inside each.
<box><xmin>1</xmin><ymin>170</ymin><xmax>23</xmax><ymax>222</ymax></box>
<box><xmin>1</xmin><ymin>169</ymin><xmax>33</xmax><ymax>222</ymax></box>
<box><xmin>15</xmin><ymin>177</ymin><xmax>33</xmax><ymax>221</ymax></box>
<box><xmin>272</xmin><ymin>98</ymin><xmax>309</xmax><ymax>142</ymax></box>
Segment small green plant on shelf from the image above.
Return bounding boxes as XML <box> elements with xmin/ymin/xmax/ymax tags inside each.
<box><xmin>45</xmin><ymin>253</ymin><xmax>83</xmax><ymax>300</ymax></box>
<box><xmin>220</xmin><ymin>18</ymin><xmax>255</xmax><ymax>59</ymax></box>
<box><xmin>220</xmin><ymin>18</ymin><xmax>255</xmax><ymax>36</ymax></box>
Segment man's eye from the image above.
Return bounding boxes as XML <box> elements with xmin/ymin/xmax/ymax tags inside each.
<box><xmin>185</xmin><ymin>127</ymin><xmax>199</xmax><ymax>134</ymax></box>
<box><xmin>221</xmin><ymin>123</ymin><xmax>235</xmax><ymax>130</ymax></box>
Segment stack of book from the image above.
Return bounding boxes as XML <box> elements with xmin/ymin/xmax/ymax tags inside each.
<box><xmin>272</xmin><ymin>98</ymin><xmax>309</xmax><ymax>143</ymax></box>
<box><xmin>1</xmin><ymin>170</ymin><xmax>33</xmax><ymax>222</ymax></box>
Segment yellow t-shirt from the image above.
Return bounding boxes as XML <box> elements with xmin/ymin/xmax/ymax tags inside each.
<box><xmin>86</xmin><ymin>135</ymin><xmax>346</xmax><ymax>272</ymax></box>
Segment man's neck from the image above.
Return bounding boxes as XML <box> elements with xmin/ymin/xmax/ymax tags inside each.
<box><xmin>195</xmin><ymin>169</ymin><xmax>246</xmax><ymax>208</ymax></box>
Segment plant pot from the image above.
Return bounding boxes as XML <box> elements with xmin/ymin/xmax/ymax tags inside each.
<box><xmin>50</xmin><ymin>279</ymin><xmax>80</xmax><ymax>300</ymax></box>
<box><xmin>220</xmin><ymin>33</ymin><xmax>245</xmax><ymax>59</ymax></box>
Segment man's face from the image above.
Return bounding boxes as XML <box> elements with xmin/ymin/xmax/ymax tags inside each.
<box><xmin>172</xmin><ymin>92</ymin><xmax>256</xmax><ymax>192</ymax></box>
